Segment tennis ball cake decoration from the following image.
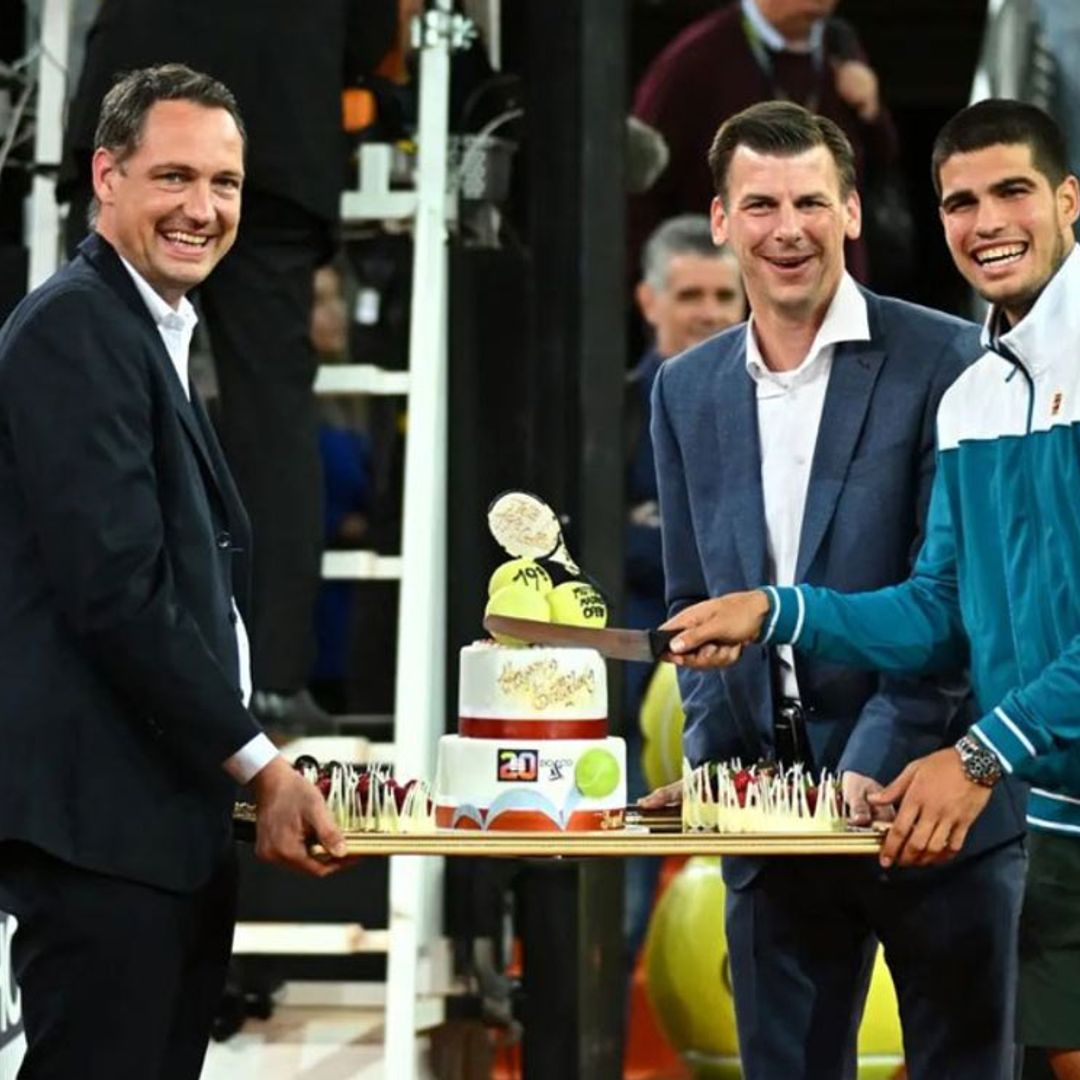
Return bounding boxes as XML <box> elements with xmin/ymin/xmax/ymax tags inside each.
<box><xmin>486</xmin><ymin>492</ymin><xmax>610</xmax><ymax>638</ymax></box>
<box><xmin>484</xmin><ymin>583</ymin><xmax>552</xmax><ymax>646</ymax></box>
<box><xmin>547</xmin><ymin>580</ymin><xmax>608</xmax><ymax>628</ymax></box>
<box><xmin>487</xmin><ymin>557</ymin><xmax>553</xmax><ymax>598</ymax></box>
<box><xmin>574</xmin><ymin>747</ymin><xmax>621</xmax><ymax>799</ymax></box>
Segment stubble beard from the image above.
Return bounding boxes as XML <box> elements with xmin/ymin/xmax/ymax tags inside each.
<box><xmin>997</xmin><ymin>228</ymin><xmax>1070</xmax><ymax>326</ymax></box>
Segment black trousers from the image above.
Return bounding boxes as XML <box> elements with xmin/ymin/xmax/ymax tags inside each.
<box><xmin>66</xmin><ymin>188</ymin><xmax>331</xmax><ymax>692</ymax></box>
<box><xmin>725</xmin><ymin>838</ymin><xmax>1025</xmax><ymax>1080</ymax></box>
<box><xmin>0</xmin><ymin>841</ymin><xmax>237</xmax><ymax>1080</ymax></box>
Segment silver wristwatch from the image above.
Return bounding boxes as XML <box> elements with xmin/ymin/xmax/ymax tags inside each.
<box><xmin>955</xmin><ymin>734</ymin><xmax>1003</xmax><ymax>788</ymax></box>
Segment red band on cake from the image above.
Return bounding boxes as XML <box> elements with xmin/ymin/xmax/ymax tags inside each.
<box><xmin>459</xmin><ymin>716</ymin><xmax>608</xmax><ymax>739</ymax></box>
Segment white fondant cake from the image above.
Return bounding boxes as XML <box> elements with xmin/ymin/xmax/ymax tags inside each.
<box><xmin>436</xmin><ymin>644</ymin><xmax>626</xmax><ymax>831</ymax></box>
<box><xmin>458</xmin><ymin>642</ymin><xmax>606</xmax><ymax>724</ymax></box>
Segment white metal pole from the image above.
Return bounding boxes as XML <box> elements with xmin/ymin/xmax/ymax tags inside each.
<box><xmin>384</xmin><ymin>1</ymin><xmax>455</xmax><ymax>1072</ymax></box>
<box><xmin>27</xmin><ymin>0</ymin><xmax>70</xmax><ymax>290</ymax></box>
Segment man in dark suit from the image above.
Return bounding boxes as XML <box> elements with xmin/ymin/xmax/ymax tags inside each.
<box><xmin>0</xmin><ymin>65</ymin><xmax>346</xmax><ymax>1080</ymax></box>
<box><xmin>58</xmin><ymin>0</ymin><xmax>397</xmax><ymax>724</ymax></box>
<box><xmin>642</xmin><ymin>101</ymin><xmax>1027</xmax><ymax>1078</ymax></box>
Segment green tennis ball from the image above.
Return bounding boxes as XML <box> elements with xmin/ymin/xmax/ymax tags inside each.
<box><xmin>575</xmin><ymin>748</ymin><xmax>621</xmax><ymax>799</ymax></box>
<box><xmin>487</xmin><ymin>558</ymin><xmax>553</xmax><ymax>598</ymax></box>
<box><xmin>485</xmin><ymin>583</ymin><xmax>551</xmax><ymax>646</ymax></box>
<box><xmin>547</xmin><ymin>581</ymin><xmax>608</xmax><ymax>628</ymax></box>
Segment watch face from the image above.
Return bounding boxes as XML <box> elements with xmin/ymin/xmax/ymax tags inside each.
<box><xmin>958</xmin><ymin>736</ymin><xmax>1001</xmax><ymax>786</ymax></box>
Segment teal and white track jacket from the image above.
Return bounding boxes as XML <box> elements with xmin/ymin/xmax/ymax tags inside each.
<box><xmin>763</xmin><ymin>247</ymin><xmax>1080</xmax><ymax>836</ymax></box>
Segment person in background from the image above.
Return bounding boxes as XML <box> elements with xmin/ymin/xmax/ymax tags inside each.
<box><xmin>57</xmin><ymin>0</ymin><xmax>397</xmax><ymax>730</ymax></box>
<box><xmin>630</xmin><ymin>0</ymin><xmax>898</xmax><ymax>284</ymax></box>
<box><xmin>623</xmin><ymin>215</ymin><xmax>743</xmax><ymax>966</ymax></box>
<box><xmin>642</xmin><ymin>100</ymin><xmax>1026</xmax><ymax>1079</ymax></box>
<box><xmin>0</xmin><ymin>65</ymin><xmax>345</xmax><ymax>1080</ymax></box>
<box><xmin>309</xmin><ymin>264</ymin><xmax>375</xmax><ymax>715</ymax></box>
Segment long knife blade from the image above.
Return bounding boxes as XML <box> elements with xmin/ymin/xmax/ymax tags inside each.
<box><xmin>483</xmin><ymin>614</ymin><xmax>675</xmax><ymax>662</ymax></box>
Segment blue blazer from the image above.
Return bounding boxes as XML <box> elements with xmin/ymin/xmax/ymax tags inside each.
<box><xmin>651</xmin><ymin>288</ymin><xmax>1027</xmax><ymax>883</ymax></box>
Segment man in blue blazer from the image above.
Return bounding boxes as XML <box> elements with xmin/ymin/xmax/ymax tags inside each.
<box><xmin>645</xmin><ymin>101</ymin><xmax>1027</xmax><ymax>1079</ymax></box>
<box><xmin>0</xmin><ymin>66</ymin><xmax>345</xmax><ymax>1080</ymax></box>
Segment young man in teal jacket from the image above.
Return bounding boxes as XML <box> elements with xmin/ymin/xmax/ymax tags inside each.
<box><xmin>664</xmin><ymin>99</ymin><xmax>1080</xmax><ymax>1079</ymax></box>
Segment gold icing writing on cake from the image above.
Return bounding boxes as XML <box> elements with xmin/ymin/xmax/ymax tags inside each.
<box><xmin>497</xmin><ymin>658</ymin><xmax>596</xmax><ymax>710</ymax></box>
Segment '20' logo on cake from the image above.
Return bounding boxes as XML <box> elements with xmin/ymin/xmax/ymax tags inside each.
<box><xmin>497</xmin><ymin>749</ymin><xmax>539</xmax><ymax>782</ymax></box>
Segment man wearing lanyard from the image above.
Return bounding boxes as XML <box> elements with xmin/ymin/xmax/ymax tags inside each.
<box><xmin>630</xmin><ymin>0</ymin><xmax>897</xmax><ymax>281</ymax></box>
<box><xmin>644</xmin><ymin>100</ymin><xmax>1026</xmax><ymax>1078</ymax></box>
<box><xmin>0</xmin><ymin>65</ymin><xmax>345</xmax><ymax>1080</ymax></box>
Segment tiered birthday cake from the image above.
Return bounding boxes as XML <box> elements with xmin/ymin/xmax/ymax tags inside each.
<box><xmin>435</xmin><ymin>643</ymin><xmax>627</xmax><ymax>831</ymax></box>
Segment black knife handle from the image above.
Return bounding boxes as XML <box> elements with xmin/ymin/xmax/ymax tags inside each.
<box><xmin>648</xmin><ymin>628</ymin><xmax>678</xmax><ymax>659</ymax></box>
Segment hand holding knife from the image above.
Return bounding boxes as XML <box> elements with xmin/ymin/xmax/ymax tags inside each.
<box><xmin>482</xmin><ymin>614</ymin><xmax>677</xmax><ymax>662</ymax></box>
<box><xmin>483</xmin><ymin>589</ymin><xmax>769</xmax><ymax>667</ymax></box>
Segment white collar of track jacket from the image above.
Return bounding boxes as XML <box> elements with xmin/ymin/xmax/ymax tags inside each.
<box><xmin>981</xmin><ymin>244</ymin><xmax>1080</xmax><ymax>379</ymax></box>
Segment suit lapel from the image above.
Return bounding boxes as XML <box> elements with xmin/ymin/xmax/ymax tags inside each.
<box><xmin>78</xmin><ymin>234</ymin><xmax>252</xmax><ymax>611</ymax></box>
<box><xmin>78</xmin><ymin>234</ymin><xmax>228</xmax><ymax>505</ymax></box>
<box><xmin>795</xmin><ymin>339</ymin><xmax>885</xmax><ymax>580</ymax></box>
<box><xmin>188</xmin><ymin>389</ymin><xmax>249</xmax><ymax>535</ymax></box>
<box><xmin>716</xmin><ymin>330</ymin><xmax>769</xmax><ymax>586</ymax></box>
<box><xmin>160</xmin><ymin>360</ymin><xmax>231</xmax><ymax>503</ymax></box>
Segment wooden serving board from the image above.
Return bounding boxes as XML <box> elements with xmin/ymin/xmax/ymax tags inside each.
<box><xmin>309</xmin><ymin>827</ymin><xmax>884</xmax><ymax>859</ymax></box>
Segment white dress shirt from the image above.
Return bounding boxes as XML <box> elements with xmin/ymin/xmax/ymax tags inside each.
<box><xmin>120</xmin><ymin>257</ymin><xmax>277</xmax><ymax>784</ymax></box>
<box><xmin>745</xmin><ymin>271</ymin><xmax>870</xmax><ymax>697</ymax></box>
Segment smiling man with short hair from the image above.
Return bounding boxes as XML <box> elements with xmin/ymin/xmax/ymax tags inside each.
<box><xmin>0</xmin><ymin>64</ymin><xmax>345</xmax><ymax>1080</ymax></box>
<box><xmin>645</xmin><ymin>99</ymin><xmax>1025</xmax><ymax>1079</ymax></box>
<box><xmin>664</xmin><ymin>97</ymin><xmax>1080</xmax><ymax>1080</ymax></box>
<box><xmin>92</xmin><ymin>97</ymin><xmax>245</xmax><ymax>303</ymax></box>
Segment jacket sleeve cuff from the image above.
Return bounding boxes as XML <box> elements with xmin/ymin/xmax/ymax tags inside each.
<box><xmin>969</xmin><ymin>705</ymin><xmax>1038</xmax><ymax>774</ymax></box>
<box><xmin>757</xmin><ymin>585</ymin><xmax>805</xmax><ymax>645</ymax></box>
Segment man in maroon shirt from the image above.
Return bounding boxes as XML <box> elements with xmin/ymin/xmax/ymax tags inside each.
<box><xmin>631</xmin><ymin>0</ymin><xmax>898</xmax><ymax>282</ymax></box>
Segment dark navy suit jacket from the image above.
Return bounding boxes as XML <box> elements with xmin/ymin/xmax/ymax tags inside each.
<box><xmin>651</xmin><ymin>288</ymin><xmax>1027</xmax><ymax>887</ymax></box>
<box><xmin>0</xmin><ymin>234</ymin><xmax>258</xmax><ymax>892</ymax></box>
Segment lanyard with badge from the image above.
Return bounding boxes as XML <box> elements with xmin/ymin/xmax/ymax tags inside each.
<box><xmin>740</xmin><ymin>13</ymin><xmax>826</xmax><ymax>113</ymax></box>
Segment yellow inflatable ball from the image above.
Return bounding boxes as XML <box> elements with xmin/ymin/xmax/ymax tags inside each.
<box><xmin>639</xmin><ymin>661</ymin><xmax>686</xmax><ymax>790</ymax></box>
<box><xmin>487</xmin><ymin>557</ymin><xmax>553</xmax><ymax>598</ymax></box>
<box><xmin>546</xmin><ymin>580</ymin><xmax>608</xmax><ymax>628</ymax></box>
<box><xmin>644</xmin><ymin>858</ymin><xmax>905</xmax><ymax>1079</ymax></box>
<box><xmin>484</xmin><ymin>583</ymin><xmax>551</xmax><ymax>646</ymax></box>
<box><xmin>856</xmin><ymin>958</ymin><xmax>905</xmax><ymax>1080</ymax></box>
<box><xmin>644</xmin><ymin>857</ymin><xmax>741</xmax><ymax>1079</ymax></box>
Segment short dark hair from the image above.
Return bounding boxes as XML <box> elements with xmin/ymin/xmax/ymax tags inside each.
<box><xmin>94</xmin><ymin>63</ymin><xmax>246</xmax><ymax>165</ymax></box>
<box><xmin>931</xmin><ymin>99</ymin><xmax>1068</xmax><ymax>197</ymax></box>
<box><xmin>707</xmin><ymin>100</ymin><xmax>856</xmax><ymax>202</ymax></box>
